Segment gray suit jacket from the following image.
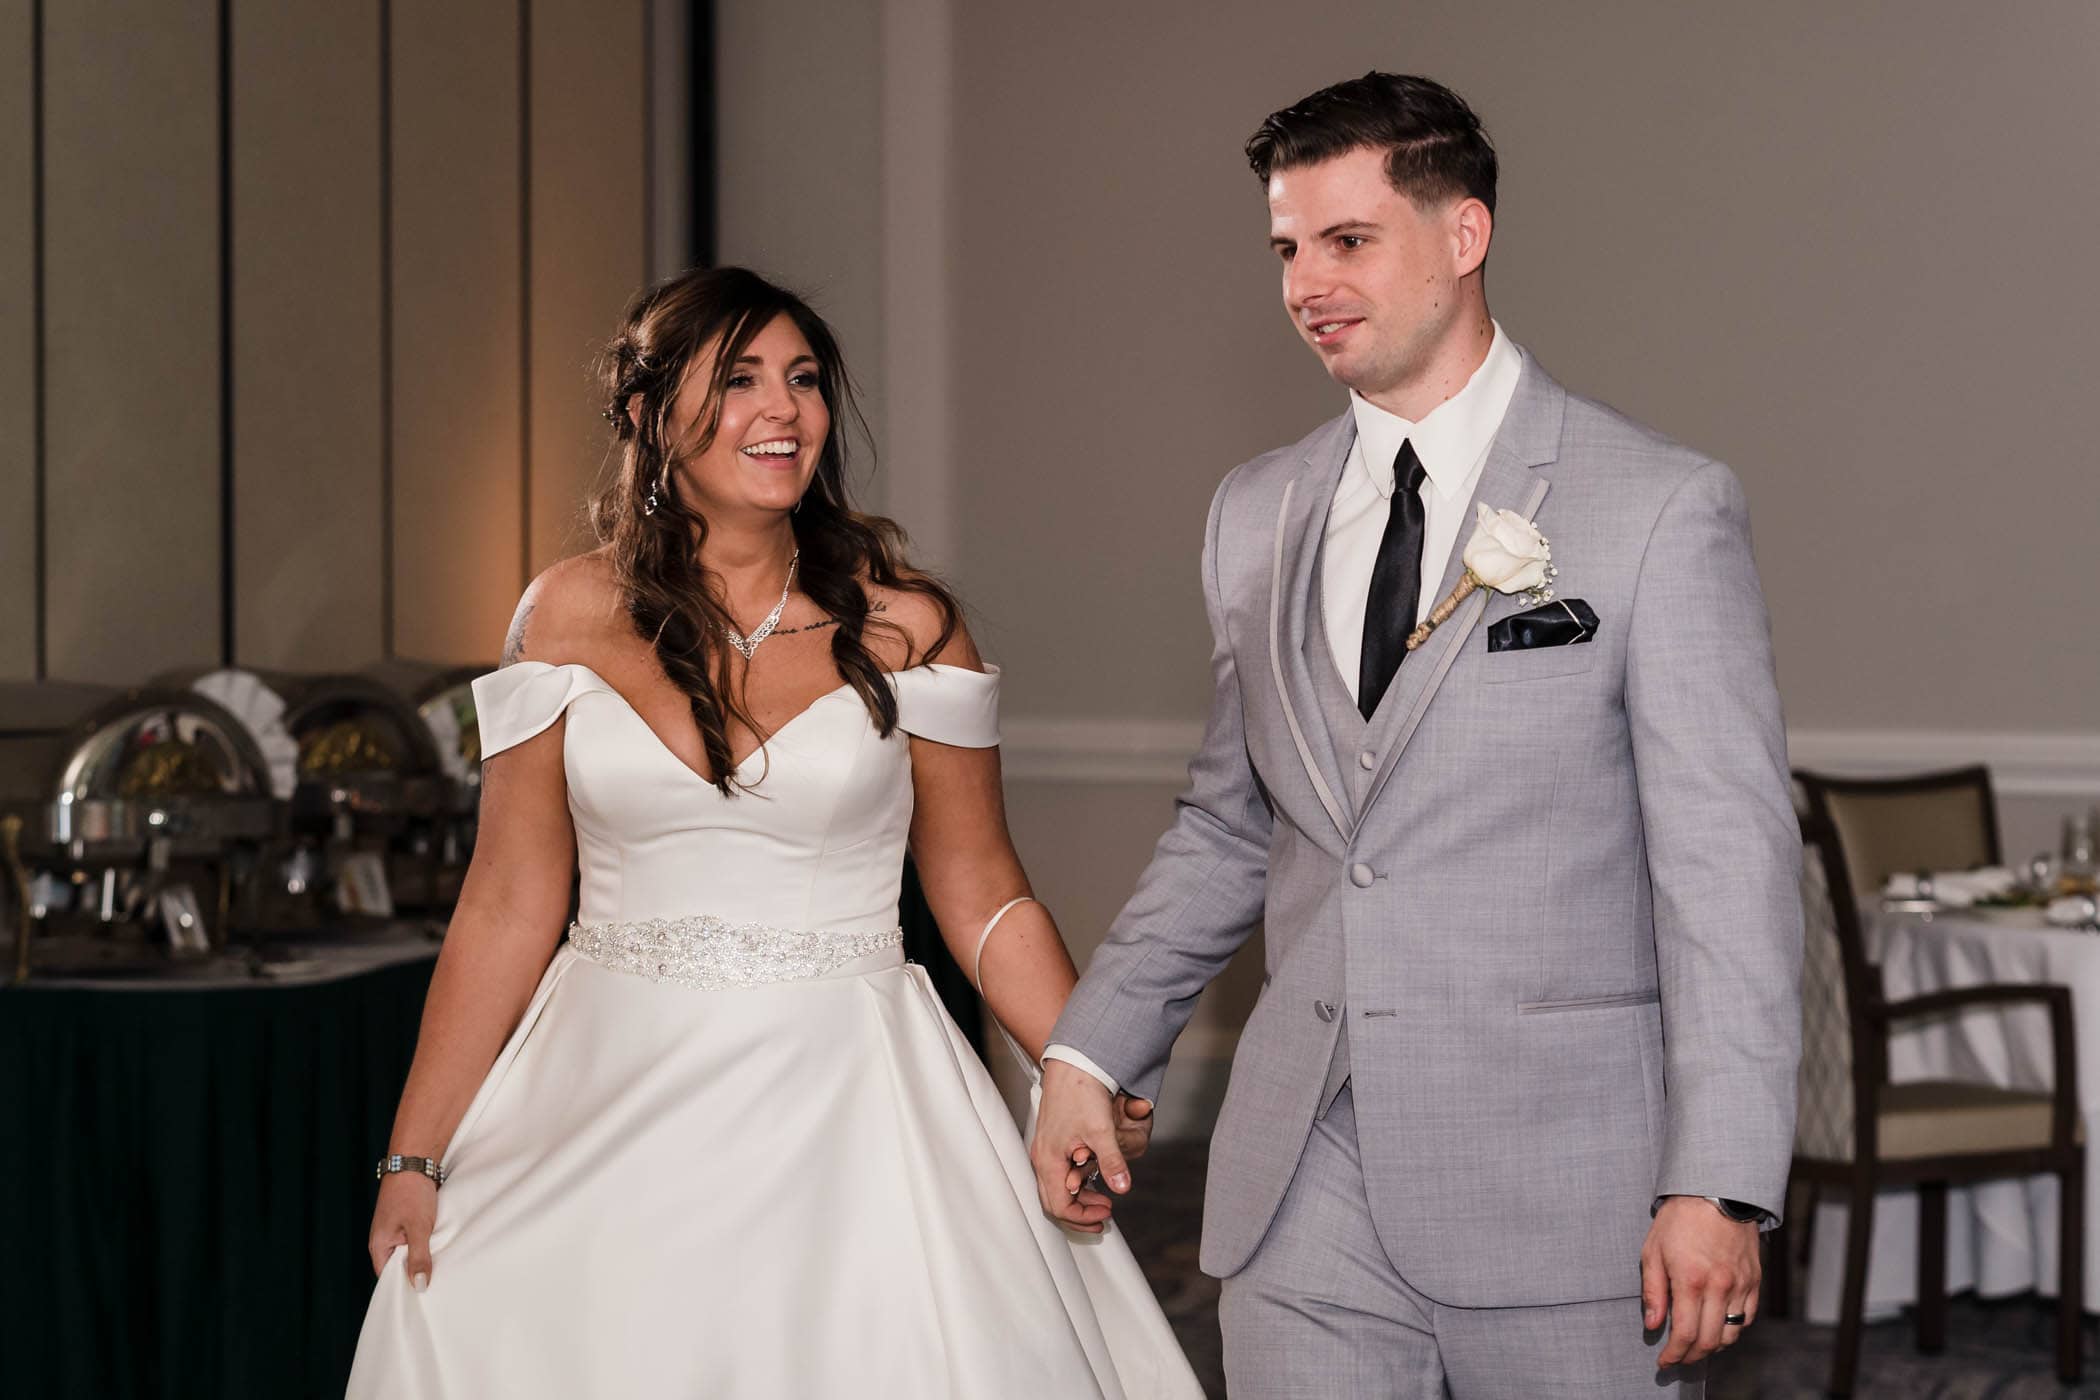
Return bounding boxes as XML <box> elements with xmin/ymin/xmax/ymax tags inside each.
<box><xmin>1051</xmin><ymin>350</ymin><xmax>1803</xmax><ymax>1308</ymax></box>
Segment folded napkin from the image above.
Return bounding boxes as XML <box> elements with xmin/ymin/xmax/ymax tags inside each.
<box><xmin>190</xmin><ymin>668</ymin><xmax>300</xmax><ymax>800</ymax></box>
<box><xmin>2047</xmin><ymin>895</ymin><xmax>2100</xmax><ymax>929</ymax></box>
<box><xmin>1883</xmin><ymin>866</ymin><xmax>2020</xmax><ymax>908</ymax></box>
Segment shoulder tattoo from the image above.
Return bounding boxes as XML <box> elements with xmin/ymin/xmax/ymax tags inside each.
<box><xmin>501</xmin><ymin>600</ymin><xmax>536</xmax><ymax>665</ymax></box>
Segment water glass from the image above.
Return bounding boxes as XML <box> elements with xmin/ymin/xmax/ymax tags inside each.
<box><xmin>2066</xmin><ymin>812</ymin><xmax>2098</xmax><ymax>875</ymax></box>
<box><xmin>2032</xmin><ymin>851</ymin><xmax>2064</xmax><ymax>895</ymax></box>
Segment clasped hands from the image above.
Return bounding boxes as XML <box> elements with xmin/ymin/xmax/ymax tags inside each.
<box><xmin>1028</xmin><ymin>1059</ymin><xmax>1155</xmax><ymax>1233</ymax></box>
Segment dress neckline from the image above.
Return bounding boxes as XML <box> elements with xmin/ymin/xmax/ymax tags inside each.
<box><xmin>538</xmin><ymin>661</ymin><xmax>856</xmax><ymax>785</ymax></box>
<box><xmin>499</xmin><ymin>660</ymin><xmax>985</xmax><ymax>788</ymax></box>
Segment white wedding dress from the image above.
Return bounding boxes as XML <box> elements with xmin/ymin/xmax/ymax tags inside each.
<box><xmin>346</xmin><ymin>660</ymin><xmax>1200</xmax><ymax>1398</ymax></box>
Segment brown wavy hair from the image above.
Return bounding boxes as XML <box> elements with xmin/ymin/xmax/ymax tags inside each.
<box><xmin>591</xmin><ymin>266</ymin><xmax>959</xmax><ymax>795</ymax></box>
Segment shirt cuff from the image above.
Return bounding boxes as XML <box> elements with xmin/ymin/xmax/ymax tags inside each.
<box><xmin>1041</xmin><ymin>1044</ymin><xmax>1121</xmax><ymax>1095</ymax></box>
<box><xmin>1653</xmin><ymin>1194</ymin><xmax>1776</xmax><ymax>1230</ymax></box>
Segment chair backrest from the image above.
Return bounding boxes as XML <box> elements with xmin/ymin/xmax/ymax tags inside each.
<box><xmin>1795</xmin><ymin>813</ymin><xmax>1887</xmax><ymax>1164</ymax></box>
<box><xmin>1795</xmin><ymin>765</ymin><xmax>2002</xmax><ymax>896</ymax></box>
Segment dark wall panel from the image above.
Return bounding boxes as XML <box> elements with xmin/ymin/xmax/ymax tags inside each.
<box><xmin>0</xmin><ymin>0</ymin><xmax>36</xmax><ymax>679</ymax></box>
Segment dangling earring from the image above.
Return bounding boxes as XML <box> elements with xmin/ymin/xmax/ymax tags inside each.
<box><xmin>792</xmin><ymin>495</ymin><xmax>802</xmax><ymax>515</ymax></box>
<box><xmin>643</xmin><ymin>472</ymin><xmax>661</xmax><ymax>516</ymax></box>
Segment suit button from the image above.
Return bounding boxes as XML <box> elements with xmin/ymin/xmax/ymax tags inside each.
<box><xmin>1349</xmin><ymin>863</ymin><xmax>1375</xmax><ymax>888</ymax></box>
<box><xmin>1358</xmin><ymin>750</ymin><xmax>1377</xmax><ymax>771</ymax></box>
<box><xmin>1314</xmin><ymin>1001</ymin><xmax>1337</xmax><ymax>1022</ymax></box>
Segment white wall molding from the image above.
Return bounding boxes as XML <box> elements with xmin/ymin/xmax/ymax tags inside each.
<box><xmin>1002</xmin><ymin>716</ymin><xmax>1204</xmax><ymax>784</ymax></box>
<box><xmin>1785</xmin><ymin>730</ymin><xmax>2100</xmax><ymax>800</ymax></box>
<box><xmin>1004</xmin><ymin>716</ymin><xmax>2100</xmax><ymax>799</ymax></box>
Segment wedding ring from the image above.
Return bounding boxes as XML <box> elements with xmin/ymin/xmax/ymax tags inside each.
<box><xmin>1723</xmin><ymin>1313</ymin><xmax>1748</xmax><ymax>1327</ymax></box>
<box><xmin>1068</xmin><ymin>1164</ymin><xmax>1106</xmax><ymax>1197</ymax></box>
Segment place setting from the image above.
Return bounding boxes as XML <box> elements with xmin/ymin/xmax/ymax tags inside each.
<box><xmin>1879</xmin><ymin>807</ymin><xmax>2100</xmax><ymax>931</ymax></box>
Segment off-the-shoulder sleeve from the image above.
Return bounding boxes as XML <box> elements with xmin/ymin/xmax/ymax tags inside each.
<box><xmin>470</xmin><ymin>662</ymin><xmax>616</xmax><ymax>760</ymax></box>
<box><xmin>891</xmin><ymin>663</ymin><xmax>1000</xmax><ymax>749</ymax></box>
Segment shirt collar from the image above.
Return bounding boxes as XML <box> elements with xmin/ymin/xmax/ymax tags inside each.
<box><xmin>1348</xmin><ymin>321</ymin><xmax>1522</xmax><ymax>500</ymax></box>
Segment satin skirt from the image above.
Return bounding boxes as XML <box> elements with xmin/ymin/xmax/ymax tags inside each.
<box><xmin>346</xmin><ymin>944</ymin><xmax>1200</xmax><ymax>1398</ymax></box>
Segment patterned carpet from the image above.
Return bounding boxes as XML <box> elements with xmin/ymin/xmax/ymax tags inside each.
<box><xmin>1119</xmin><ymin>1141</ymin><xmax>2099</xmax><ymax>1398</ymax></box>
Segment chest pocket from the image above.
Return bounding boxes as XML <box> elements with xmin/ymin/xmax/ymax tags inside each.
<box><xmin>1477</xmin><ymin>643</ymin><xmax>1600</xmax><ymax>684</ymax></box>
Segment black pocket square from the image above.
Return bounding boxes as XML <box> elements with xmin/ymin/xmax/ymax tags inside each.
<box><xmin>1487</xmin><ymin>598</ymin><xmax>1599</xmax><ymax>652</ymax></box>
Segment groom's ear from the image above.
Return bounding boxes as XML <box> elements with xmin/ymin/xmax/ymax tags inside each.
<box><xmin>1449</xmin><ymin>197</ymin><xmax>1492</xmax><ymax>279</ymax></box>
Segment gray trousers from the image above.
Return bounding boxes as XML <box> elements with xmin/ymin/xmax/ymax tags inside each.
<box><xmin>1220</xmin><ymin>1088</ymin><xmax>1706</xmax><ymax>1398</ymax></box>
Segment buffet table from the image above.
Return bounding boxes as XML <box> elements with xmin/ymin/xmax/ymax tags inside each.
<box><xmin>1803</xmin><ymin>906</ymin><xmax>2100</xmax><ymax>1323</ymax></box>
<box><xmin>0</xmin><ymin>930</ymin><xmax>439</xmax><ymax>1398</ymax></box>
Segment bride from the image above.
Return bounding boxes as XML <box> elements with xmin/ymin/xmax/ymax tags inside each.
<box><xmin>347</xmin><ymin>266</ymin><xmax>1202</xmax><ymax>1397</ymax></box>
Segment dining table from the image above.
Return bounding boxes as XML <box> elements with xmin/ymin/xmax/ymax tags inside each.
<box><xmin>0</xmin><ymin>926</ymin><xmax>439</xmax><ymax>1398</ymax></box>
<box><xmin>1802</xmin><ymin>901</ymin><xmax>2100</xmax><ymax>1323</ymax></box>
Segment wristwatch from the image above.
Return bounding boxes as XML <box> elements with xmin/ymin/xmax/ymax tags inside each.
<box><xmin>1705</xmin><ymin>1195</ymin><xmax>1765</xmax><ymax>1224</ymax></box>
<box><xmin>376</xmin><ymin>1154</ymin><xmax>447</xmax><ymax>1187</ymax></box>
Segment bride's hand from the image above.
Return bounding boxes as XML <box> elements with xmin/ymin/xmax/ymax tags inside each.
<box><xmin>368</xmin><ymin>1173</ymin><xmax>438</xmax><ymax>1290</ymax></box>
<box><xmin>1031</xmin><ymin>1060</ymin><xmax>1130</xmax><ymax>1234</ymax></box>
<box><xmin>1112</xmin><ymin>1094</ymin><xmax>1155</xmax><ymax>1162</ymax></box>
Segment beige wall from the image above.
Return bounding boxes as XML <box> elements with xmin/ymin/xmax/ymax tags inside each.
<box><xmin>42</xmin><ymin>0</ymin><xmax>222</xmax><ymax>684</ymax></box>
<box><xmin>947</xmin><ymin>1</ymin><xmax>2100</xmax><ymax>734</ymax></box>
<box><xmin>715</xmin><ymin>0</ymin><xmax>887</xmax><ymax>510</ymax></box>
<box><xmin>529</xmin><ymin>1</ymin><xmax>649</xmax><ymax>572</ymax></box>
<box><xmin>2</xmin><ymin>0</ymin><xmax>677</xmax><ymax>683</ymax></box>
<box><xmin>715</xmin><ymin>0</ymin><xmax>2100</xmax><ymax>741</ymax></box>
<box><xmin>232</xmin><ymin>0</ymin><xmax>386</xmax><ymax>670</ymax></box>
<box><xmin>721</xmin><ymin>1</ymin><xmax>2100</xmax><ymax>1131</ymax></box>
<box><xmin>388</xmin><ymin>0</ymin><xmax>527</xmax><ymax>666</ymax></box>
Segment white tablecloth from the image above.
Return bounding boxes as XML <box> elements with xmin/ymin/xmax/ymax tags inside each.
<box><xmin>1803</xmin><ymin>906</ymin><xmax>2100</xmax><ymax>1322</ymax></box>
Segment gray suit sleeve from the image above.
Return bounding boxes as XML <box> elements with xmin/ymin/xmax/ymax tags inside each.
<box><xmin>1628</xmin><ymin>460</ymin><xmax>1803</xmax><ymax>1220</ymax></box>
<box><xmin>1048</xmin><ymin>474</ymin><xmax>1274</xmax><ymax>1104</ymax></box>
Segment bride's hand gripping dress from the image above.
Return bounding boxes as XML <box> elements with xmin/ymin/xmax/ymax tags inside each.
<box><xmin>347</xmin><ymin>657</ymin><xmax>1202</xmax><ymax>1398</ymax></box>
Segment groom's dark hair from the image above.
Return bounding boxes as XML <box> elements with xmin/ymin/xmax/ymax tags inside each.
<box><xmin>1245</xmin><ymin>72</ymin><xmax>1498</xmax><ymax>216</ymax></box>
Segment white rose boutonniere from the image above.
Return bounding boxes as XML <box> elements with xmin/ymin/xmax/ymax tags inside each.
<box><xmin>1405</xmin><ymin>502</ymin><xmax>1557</xmax><ymax>651</ymax></box>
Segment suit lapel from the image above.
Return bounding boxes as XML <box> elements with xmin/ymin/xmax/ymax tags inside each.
<box><xmin>1357</xmin><ymin>355</ymin><xmax>1567</xmax><ymax>816</ymax></box>
<box><xmin>1267</xmin><ymin>413</ymin><xmax>1355</xmax><ymax>842</ymax></box>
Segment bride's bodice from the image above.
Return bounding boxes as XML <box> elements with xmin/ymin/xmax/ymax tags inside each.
<box><xmin>470</xmin><ymin>661</ymin><xmax>1000</xmax><ymax>933</ymax></box>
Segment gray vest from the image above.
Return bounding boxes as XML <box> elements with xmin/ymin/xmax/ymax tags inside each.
<box><xmin>1304</xmin><ymin>550</ymin><xmax>1385</xmax><ymax>1116</ymax></box>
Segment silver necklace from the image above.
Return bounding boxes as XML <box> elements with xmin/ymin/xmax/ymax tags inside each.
<box><xmin>722</xmin><ymin>548</ymin><xmax>799</xmax><ymax>661</ymax></box>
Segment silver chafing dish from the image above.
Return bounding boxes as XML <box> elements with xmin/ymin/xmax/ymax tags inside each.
<box><xmin>158</xmin><ymin>669</ymin><xmax>449</xmax><ymax>923</ymax></box>
<box><xmin>363</xmin><ymin>659</ymin><xmax>492</xmax><ymax>908</ymax></box>
<box><xmin>0</xmin><ymin>682</ymin><xmax>278</xmax><ymax>981</ymax></box>
<box><xmin>361</xmin><ymin>659</ymin><xmax>487</xmax><ymax>790</ymax></box>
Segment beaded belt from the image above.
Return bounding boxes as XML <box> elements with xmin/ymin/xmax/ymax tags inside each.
<box><xmin>565</xmin><ymin>914</ymin><xmax>902</xmax><ymax>991</ymax></box>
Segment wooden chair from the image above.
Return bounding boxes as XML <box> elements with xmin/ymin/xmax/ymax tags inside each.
<box><xmin>1768</xmin><ymin>814</ymin><xmax>2082</xmax><ymax>1396</ymax></box>
<box><xmin>1795</xmin><ymin>765</ymin><xmax>2002</xmax><ymax>896</ymax></box>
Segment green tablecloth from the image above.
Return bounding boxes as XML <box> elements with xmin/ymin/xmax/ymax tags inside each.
<box><xmin>0</xmin><ymin>949</ymin><xmax>435</xmax><ymax>1399</ymax></box>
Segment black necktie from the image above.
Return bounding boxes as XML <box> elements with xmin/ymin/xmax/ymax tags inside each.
<box><xmin>1357</xmin><ymin>441</ymin><xmax>1428</xmax><ymax>719</ymax></box>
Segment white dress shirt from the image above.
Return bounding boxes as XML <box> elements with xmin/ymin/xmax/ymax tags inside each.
<box><xmin>1042</xmin><ymin>326</ymin><xmax>1523</xmax><ymax>1095</ymax></box>
<box><xmin>1321</xmin><ymin>322</ymin><xmax>1521</xmax><ymax>702</ymax></box>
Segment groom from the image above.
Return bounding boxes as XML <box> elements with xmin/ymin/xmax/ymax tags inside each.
<box><xmin>1031</xmin><ymin>73</ymin><xmax>1801</xmax><ymax>1395</ymax></box>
